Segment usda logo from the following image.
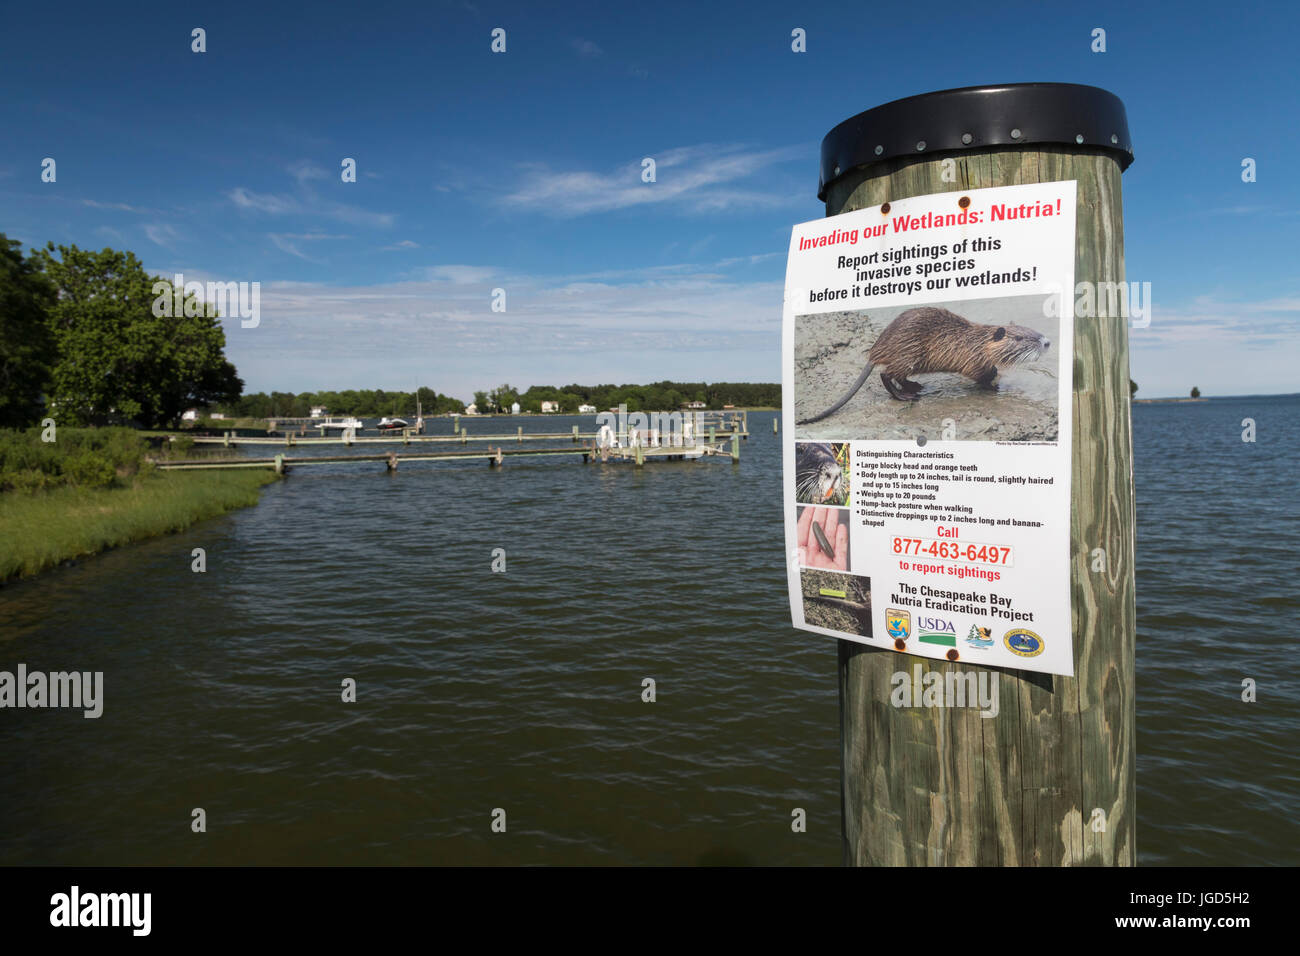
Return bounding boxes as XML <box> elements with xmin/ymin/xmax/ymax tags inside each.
<box><xmin>1003</xmin><ymin>628</ymin><xmax>1045</xmax><ymax>658</ymax></box>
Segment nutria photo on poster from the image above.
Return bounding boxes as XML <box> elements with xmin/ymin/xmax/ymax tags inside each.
<box><xmin>794</xmin><ymin>293</ymin><xmax>1060</xmax><ymax>442</ymax></box>
<box><xmin>794</xmin><ymin>440</ymin><xmax>850</xmax><ymax>505</ymax></box>
<box><xmin>781</xmin><ymin>180</ymin><xmax>1078</xmax><ymax>675</ymax></box>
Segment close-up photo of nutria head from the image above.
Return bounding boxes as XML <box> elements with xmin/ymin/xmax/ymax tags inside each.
<box><xmin>795</xmin><ymin>441</ymin><xmax>848</xmax><ymax>505</ymax></box>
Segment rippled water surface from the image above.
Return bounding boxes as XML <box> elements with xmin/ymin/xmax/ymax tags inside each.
<box><xmin>2</xmin><ymin>402</ymin><xmax>1296</xmax><ymax>865</ymax></box>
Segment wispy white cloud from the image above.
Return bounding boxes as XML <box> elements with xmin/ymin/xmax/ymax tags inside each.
<box><xmin>288</xmin><ymin>160</ymin><xmax>330</xmax><ymax>184</ymax></box>
<box><xmin>499</xmin><ymin>143</ymin><xmax>805</xmax><ymax>217</ymax></box>
<box><xmin>267</xmin><ymin>232</ymin><xmax>347</xmax><ymax>262</ymax></box>
<box><xmin>144</xmin><ymin>223</ymin><xmax>181</xmax><ymax>249</ymax></box>
<box><xmin>83</xmin><ymin>198</ymin><xmax>145</xmax><ymax>213</ymax></box>
<box><xmin>381</xmin><ymin>239</ymin><xmax>421</xmax><ymax>251</ymax></box>
<box><xmin>268</xmin><ymin>234</ymin><xmax>313</xmax><ymax>261</ymax></box>
<box><xmin>229</xmin><ymin>187</ymin><xmax>298</xmax><ymax>216</ymax></box>
<box><xmin>570</xmin><ymin>37</ymin><xmax>604</xmax><ymax>57</ymax></box>
<box><xmin>415</xmin><ymin>265</ymin><xmax>495</xmax><ymax>284</ymax></box>
<box><xmin>227</xmin><ymin>186</ymin><xmax>395</xmax><ymax>228</ymax></box>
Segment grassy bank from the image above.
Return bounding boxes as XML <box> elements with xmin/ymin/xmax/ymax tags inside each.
<box><xmin>0</xmin><ymin>427</ymin><xmax>277</xmax><ymax>582</ymax></box>
<box><xmin>0</xmin><ymin>470</ymin><xmax>276</xmax><ymax>582</ymax></box>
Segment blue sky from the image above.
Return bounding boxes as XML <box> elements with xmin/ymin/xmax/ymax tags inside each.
<box><xmin>2</xmin><ymin>0</ymin><xmax>1297</xmax><ymax>398</ymax></box>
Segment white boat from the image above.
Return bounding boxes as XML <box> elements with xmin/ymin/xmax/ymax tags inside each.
<box><xmin>316</xmin><ymin>416</ymin><xmax>363</xmax><ymax>431</ymax></box>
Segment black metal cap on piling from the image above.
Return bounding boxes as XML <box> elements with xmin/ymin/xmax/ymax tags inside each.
<box><xmin>818</xmin><ymin>83</ymin><xmax>1134</xmax><ymax>200</ymax></box>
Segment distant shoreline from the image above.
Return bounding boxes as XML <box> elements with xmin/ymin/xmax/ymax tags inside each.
<box><xmin>1132</xmin><ymin>398</ymin><xmax>1209</xmax><ymax>405</ymax></box>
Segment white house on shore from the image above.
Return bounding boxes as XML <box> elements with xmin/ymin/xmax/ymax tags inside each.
<box><xmin>578</xmin><ymin>404</ymin><xmax>597</xmax><ymax>414</ymax></box>
<box><xmin>465</xmin><ymin>403</ymin><xmax>479</xmax><ymax>415</ymax></box>
<box><xmin>181</xmin><ymin>408</ymin><xmax>199</xmax><ymax>421</ymax></box>
<box><xmin>540</xmin><ymin>401</ymin><xmax>559</xmax><ymax>413</ymax></box>
<box><xmin>310</xmin><ymin>405</ymin><xmax>328</xmax><ymax>418</ymax></box>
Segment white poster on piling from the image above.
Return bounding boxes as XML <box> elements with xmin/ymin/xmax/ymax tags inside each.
<box><xmin>782</xmin><ymin>180</ymin><xmax>1077</xmax><ymax>676</ymax></box>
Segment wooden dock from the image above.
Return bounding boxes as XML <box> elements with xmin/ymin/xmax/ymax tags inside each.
<box><xmin>152</xmin><ymin>436</ymin><xmax>740</xmax><ymax>473</ymax></box>
<box><xmin>188</xmin><ymin>422</ymin><xmax>749</xmax><ymax>448</ymax></box>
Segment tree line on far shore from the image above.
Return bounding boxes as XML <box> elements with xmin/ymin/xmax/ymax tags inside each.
<box><xmin>227</xmin><ymin>381</ymin><xmax>782</xmax><ymax>418</ymax></box>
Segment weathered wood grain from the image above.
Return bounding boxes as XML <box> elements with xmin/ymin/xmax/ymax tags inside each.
<box><xmin>829</xmin><ymin>147</ymin><xmax>1137</xmax><ymax>866</ymax></box>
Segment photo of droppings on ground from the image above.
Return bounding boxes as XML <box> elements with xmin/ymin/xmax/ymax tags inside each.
<box><xmin>799</xmin><ymin>568</ymin><xmax>871</xmax><ymax>637</ymax></box>
<box><xmin>794</xmin><ymin>294</ymin><xmax>1060</xmax><ymax>443</ymax></box>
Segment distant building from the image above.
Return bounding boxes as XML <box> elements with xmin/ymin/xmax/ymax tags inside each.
<box><xmin>465</xmin><ymin>403</ymin><xmax>479</xmax><ymax>415</ymax></box>
<box><xmin>578</xmin><ymin>404</ymin><xmax>597</xmax><ymax>414</ymax></box>
<box><xmin>722</xmin><ymin>404</ymin><xmax>735</xmax><ymax>409</ymax></box>
<box><xmin>181</xmin><ymin>408</ymin><xmax>199</xmax><ymax>421</ymax></box>
<box><xmin>510</xmin><ymin>401</ymin><xmax>521</xmax><ymax>415</ymax></box>
<box><xmin>210</xmin><ymin>412</ymin><xmax>226</xmax><ymax>420</ymax></box>
<box><xmin>310</xmin><ymin>405</ymin><xmax>328</xmax><ymax>418</ymax></box>
<box><xmin>682</xmin><ymin>400</ymin><xmax>706</xmax><ymax>410</ymax></box>
<box><xmin>540</xmin><ymin>401</ymin><xmax>559</xmax><ymax>413</ymax></box>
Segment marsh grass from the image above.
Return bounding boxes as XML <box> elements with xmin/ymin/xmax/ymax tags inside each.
<box><xmin>0</xmin><ymin>469</ymin><xmax>276</xmax><ymax>582</ymax></box>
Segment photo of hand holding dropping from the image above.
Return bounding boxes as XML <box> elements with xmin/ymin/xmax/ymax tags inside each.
<box><xmin>796</xmin><ymin>505</ymin><xmax>849</xmax><ymax>570</ymax></box>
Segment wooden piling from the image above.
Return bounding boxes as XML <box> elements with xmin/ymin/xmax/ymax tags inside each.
<box><xmin>823</xmin><ymin>84</ymin><xmax>1137</xmax><ymax>866</ymax></box>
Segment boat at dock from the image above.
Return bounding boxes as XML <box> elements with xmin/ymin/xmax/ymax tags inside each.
<box><xmin>376</xmin><ymin>417</ymin><xmax>409</xmax><ymax>432</ymax></box>
<box><xmin>315</xmin><ymin>416</ymin><xmax>363</xmax><ymax>432</ymax></box>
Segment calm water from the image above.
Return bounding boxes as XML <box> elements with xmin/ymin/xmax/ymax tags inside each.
<box><xmin>1</xmin><ymin>402</ymin><xmax>1297</xmax><ymax>865</ymax></box>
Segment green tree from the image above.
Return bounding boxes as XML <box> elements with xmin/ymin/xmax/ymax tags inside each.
<box><xmin>1130</xmin><ymin>379</ymin><xmax>1138</xmax><ymax>396</ymax></box>
<box><xmin>36</xmin><ymin>243</ymin><xmax>241</xmax><ymax>427</ymax></box>
<box><xmin>0</xmin><ymin>235</ymin><xmax>56</xmax><ymax>428</ymax></box>
<box><xmin>488</xmin><ymin>383</ymin><xmax>518</xmax><ymax>412</ymax></box>
<box><xmin>1190</xmin><ymin>386</ymin><xmax>1200</xmax><ymax>399</ymax></box>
